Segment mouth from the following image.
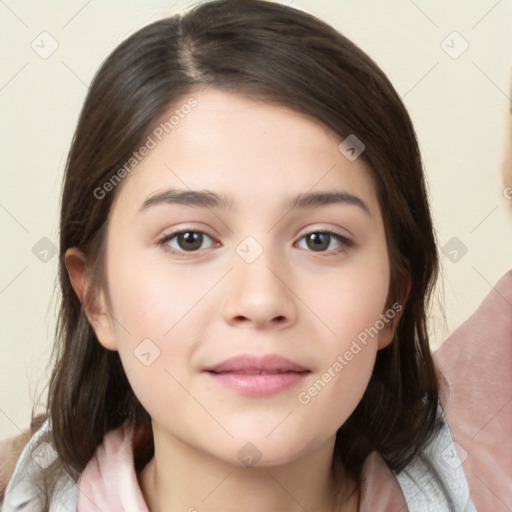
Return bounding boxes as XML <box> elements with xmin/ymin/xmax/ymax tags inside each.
<box><xmin>203</xmin><ymin>354</ymin><xmax>311</xmax><ymax>396</ymax></box>
<box><xmin>208</xmin><ymin>369</ymin><xmax>307</xmax><ymax>375</ymax></box>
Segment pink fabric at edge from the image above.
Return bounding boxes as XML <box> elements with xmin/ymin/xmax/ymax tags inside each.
<box><xmin>435</xmin><ymin>269</ymin><xmax>512</xmax><ymax>511</ymax></box>
<box><xmin>78</xmin><ymin>422</ymin><xmax>149</xmax><ymax>511</ymax></box>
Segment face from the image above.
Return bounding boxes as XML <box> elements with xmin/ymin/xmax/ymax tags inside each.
<box><xmin>83</xmin><ymin>87</ymin><xmax>395</xmax><ymax>467</ymax></box>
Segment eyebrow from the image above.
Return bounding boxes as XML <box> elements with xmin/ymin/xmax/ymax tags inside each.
<box><xmin>139</xmin><ymin>188</ymin><xmax>371</xmax><ymax>216</ymax></box>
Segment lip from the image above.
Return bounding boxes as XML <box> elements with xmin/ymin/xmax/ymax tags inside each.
<box><xmin>203</xmin><ymin>354</ymin><xmax>310</xmax><ymax>396</ymax></box>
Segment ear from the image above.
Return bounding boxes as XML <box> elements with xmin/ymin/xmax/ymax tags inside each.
<box><xmin>377</xmin><ymin>269</ymin><xmax>411</xmax><ymax>350</ymax></box>
<box><xmin>64</xmin><ymin>247</ymin><xmax>118</xmax><ymax>351</ymax></box>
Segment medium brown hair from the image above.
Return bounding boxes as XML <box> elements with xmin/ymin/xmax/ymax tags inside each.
<box><xmin>33</xmin><ymin>0</ymin><xmax>440</xmax><ymax>504</ymax></box>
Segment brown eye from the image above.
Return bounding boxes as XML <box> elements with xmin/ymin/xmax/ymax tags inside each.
<box><xmin>176</xmin><ymin>232</ymin><xmax>204</xmax><ymax>251</ymax></box>
<box><xmin>305</xmin><ymin>232</ymin><xmax>330</xmax><ymax>251</ymax></box>
<box><xmin>159</xmin><ymin>230</ymin><xmax>217</xmax><ymax>254</ymax></box>
<box><xmin>296</xmin><ymin>231</ymin><xmax>353</xmax><ymax>253</ymax></box>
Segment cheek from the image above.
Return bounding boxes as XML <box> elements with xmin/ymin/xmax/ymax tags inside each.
<box><xmin>107</xmin><ymin>245</ymin><xmax>216</xmax><ymax>339</ymax></box>
<box><xmin>318</xmin><ymin>249</ymin><xmax>391</xmax><ymax>344</ymax></box>
<box><xmin>298</xmin><ymin>288</ymin><xmax>384</xmax><ymax>426</ymax></box>
<box><xmin>296</xmin><ymin>345</ymin><xmax>376</xmax><ymax>439</ymax></box>
<box><xmin>299</xmin><ymin>249</ymin><xmax>389</xmax><ymax>424</ymax></box>
<box><xmin>105</xmin><ymin>250</ymin><xmax>218</xmax><ymax>409</ymax></box>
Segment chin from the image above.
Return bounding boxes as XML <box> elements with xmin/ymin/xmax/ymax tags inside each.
<box><xmin>222</xmin><ymin>432</ymin><xmax>322</xmax><ymax>469</ymax></box>
<box><xmin>222</xmin><ymin>442</ymin><xmax>309</xmax><ymax>469</ymax></box>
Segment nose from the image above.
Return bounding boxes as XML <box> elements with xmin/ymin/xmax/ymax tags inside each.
<box><xmin>222</xmin><ymin>248</ymin><xmax>298</xmax><ymax>330</ymax></box>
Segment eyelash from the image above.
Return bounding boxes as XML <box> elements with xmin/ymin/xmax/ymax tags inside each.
<box><xmin>157</xmin><ymin>228</ymin><xmax>354</xmax><ymax>258</ymax></box>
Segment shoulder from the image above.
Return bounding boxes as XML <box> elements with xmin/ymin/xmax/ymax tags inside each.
<box><xmin>0</xmin><ymin>429</ymin><xmax>32</xmax><ymax>500</ymax></box>
<box><xmin>394</xmin><ymin>405</ymin><xmax>476</xmax><ymax>511</ymax></box>
<box><xmin>360</xmin><ymin>404</ymin><xmax>477</xmax><ymax>512</ymax></box>
<box><xmin>2</xmin><ymin>418</ymin><xmax>79</xmax><ymax>512</ymax></box>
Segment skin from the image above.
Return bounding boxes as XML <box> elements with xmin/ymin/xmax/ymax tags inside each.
<box><xmin>66</xmin><ymin>87</ymin><xmax>403</xmax><ymax>512</ymax></box>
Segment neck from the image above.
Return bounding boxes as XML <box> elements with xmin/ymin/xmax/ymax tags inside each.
<box><xmin>139</xmin><ymin>424</ymin><xmax>359</xmax><ymax>512</ymax></box>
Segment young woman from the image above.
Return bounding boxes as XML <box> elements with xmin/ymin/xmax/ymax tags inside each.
<box><xmin>5</xmin><ymin>0</ymin><xmax>509</xmax><ymax>510</ymax></box>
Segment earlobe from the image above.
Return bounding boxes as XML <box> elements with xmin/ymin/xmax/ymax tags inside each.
<box><xmin>64</xmin><ymin>247</ymin><xmax>118</xmax><ymax>351</ymax></box>
<box><xmin>377</xmin><ymin>305</ymin><xmax>403</xmax><ymax>349</ymax></box>
<box><xmin>377</xmin><ymin>269</ymin><xmax>411</xmax><ymax>350</ymax></box>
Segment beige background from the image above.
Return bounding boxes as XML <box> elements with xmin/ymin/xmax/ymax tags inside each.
<box><xmin>1</xmin><ymin>0</ymin><xmax>511</xmax><ymax>439</ymax></box>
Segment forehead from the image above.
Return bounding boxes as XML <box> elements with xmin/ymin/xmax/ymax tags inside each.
<box><xmin>110</xmin><ymin>87</ymin><xmax>380</xmax><ymax>218</ymax></box>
